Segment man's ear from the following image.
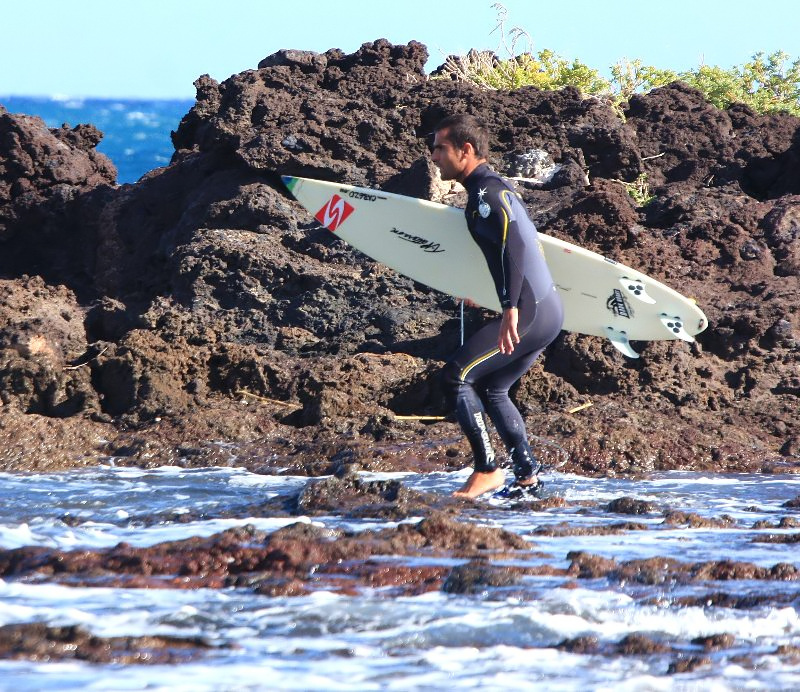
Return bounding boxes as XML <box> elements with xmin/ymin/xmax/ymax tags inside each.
<box><xmin>461</xmin><ymin>141</ymin><xmax>475</xmax><ymax>159</ymax></box>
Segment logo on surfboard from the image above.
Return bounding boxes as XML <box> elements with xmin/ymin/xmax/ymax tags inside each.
<box><xmin>606</xmin><ymin>289</ymin><xmax>634</xmax><ymax>319</ymax></box>
<box><xmin>390</xmin><ymin>227</ymin><xmax>445</xmax><ymax>253</ymax></box>
<box><xmin>315</xmin><ymin>195</ymin><xmax>355</xmax><ymax>231</ymax></box>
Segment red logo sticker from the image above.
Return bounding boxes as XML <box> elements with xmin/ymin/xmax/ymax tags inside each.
<box><xmin>314</xmin><ymin>194</ymin><xmax>355</xmax><ymax>232</ymax></box>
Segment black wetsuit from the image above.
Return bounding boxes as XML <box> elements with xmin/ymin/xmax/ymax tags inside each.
<box><xmin>443</xmin><ymin>163</ymin><xmax>563</xmax><ymax>480</ymax></box>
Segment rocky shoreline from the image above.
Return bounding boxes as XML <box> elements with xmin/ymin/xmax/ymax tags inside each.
<box><xmin>1</xmin><ymin>38</ymin><xmax>798</xmax><ymax>478</ymax></box>
<box><xmin>1</xmin><ymin>472</ymin><xmax>799</xmax><ymax>668</ymax></box>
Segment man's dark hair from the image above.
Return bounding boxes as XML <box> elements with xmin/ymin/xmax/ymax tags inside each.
<box><xmin>434</xmin><ymin>114</ymin><xmax>490</xmax><ymax>159</ymax></box>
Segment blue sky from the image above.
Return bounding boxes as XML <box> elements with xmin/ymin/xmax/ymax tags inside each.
<box><xmin>2</xmin><ymin>0</ymin><xmax>798</xmax><ymax>98</ymax></box>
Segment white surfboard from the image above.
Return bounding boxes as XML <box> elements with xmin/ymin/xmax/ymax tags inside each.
<box><xmin>282</xmin><ymin>175</ymin><xmax>708</xmax><ymax>358</ymax></box>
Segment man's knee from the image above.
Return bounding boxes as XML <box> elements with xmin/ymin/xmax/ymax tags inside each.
<box><xmin>441</xmin><ymin>360</ymin><xmax>465</xmax><ymax>402</ymax></box>
<box><xmin>484</xmin><ymin>386</ymin><xmax>510</xmax><ymax>405</ymax></box>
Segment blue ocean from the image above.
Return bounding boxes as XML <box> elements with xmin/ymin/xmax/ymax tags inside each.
<box><xmin>1</xmin><ymin>95</ymin><xmax>193</xmax><ymax>184</ymax></box>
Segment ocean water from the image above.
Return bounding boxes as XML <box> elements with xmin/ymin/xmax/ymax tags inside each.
<box><xmin>1</xmin><ymin>95</ymin><xmax>192</xmax><ymax>184</ymax></box>
<box><xmin>0</xmin><ymin>465</ymin><xmax>798</xmax><ymax>691</ymax></box>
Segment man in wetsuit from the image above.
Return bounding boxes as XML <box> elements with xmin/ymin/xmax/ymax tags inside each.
<box><xmin>431</xmin><ymin>114</ymin><xmax>564</xmax><ymax>499</ymax></box>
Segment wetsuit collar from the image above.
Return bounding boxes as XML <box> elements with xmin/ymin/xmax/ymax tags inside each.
<box><xmin>462</xmin><ymin>162</ymin><xmax>491</xmax><ymax>189</ymax></box>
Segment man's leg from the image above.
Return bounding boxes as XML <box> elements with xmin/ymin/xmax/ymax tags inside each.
<box><xmin>483</xmin><ymin>349</ymin><xmax>544</xmax><ymax>483</ymax></box>
<box><xmin>442</xmin><ymin>318</ymin><xmax>509</xmax><ymax>498</ymax></box>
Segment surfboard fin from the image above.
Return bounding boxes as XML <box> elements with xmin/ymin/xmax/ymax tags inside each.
<box><xmin>659</xmin><ymin>314</ymin><xmax>695</xmax><ymax>343</ymax></box>
<box><xmin>619</xmin><ymin>277</ymin><xmax>656</xmax><ymax>304</ymax></box>
<box><xmin>605</xmin><ymin>327</ymin><xmax>639</xmax><ymax>358</ymax></box>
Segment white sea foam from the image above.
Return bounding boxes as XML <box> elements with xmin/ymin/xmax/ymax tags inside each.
<box><xmin>0</xmin><ymin>465</ymin><xmax>798</xmax><ymax>689</ymax></box>
<box><xmin>0</xmin><ymin>515</ymin><xmax>318</xmax><ymax>550</ymax></box>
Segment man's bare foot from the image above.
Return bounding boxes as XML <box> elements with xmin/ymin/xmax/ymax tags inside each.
<box><xmin>453</xmin><ymin>468</ymin><xmax>506</xmax><ymax>498</ymax></box>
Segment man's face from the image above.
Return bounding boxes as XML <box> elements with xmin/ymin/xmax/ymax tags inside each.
<box><xmin>431</xmin><ymin>128</ymin><xmax>467</xmax><ymax>181</ymax></box>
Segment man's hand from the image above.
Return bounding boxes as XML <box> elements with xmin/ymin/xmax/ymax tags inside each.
<box><xmin>498</xmin><ymin>307</ymin><xmax>520</xmax><ymax>354</ymax></box>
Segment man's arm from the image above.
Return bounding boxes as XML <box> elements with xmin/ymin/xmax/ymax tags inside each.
<box><xmin>477</xmin><ymin>182</ymin><xmax>524</xmax><ymax>310</ymax></box>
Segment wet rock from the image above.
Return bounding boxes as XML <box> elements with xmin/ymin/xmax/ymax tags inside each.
<box><xmin>615</xmin><ymin>633</ymin><xmax>670</xmax><ymax>655</ymax></box>
<box><xmin>691</xmin><ymin>633</ymin><xmax>735</xmax><ymax>651</ymax></box>
<box><xmin>565</xmin><ymin>551</ymin><xmax>800</xmax><ymax>585</ymax></box>
<box><xmin>341</xmin><ymin>561</ymin><xmax>448</xmax><ymax>595</ymax></box>
<box><xmin>252</xmin><ymin>577</ymin><xmax>311</xmax><ymax>597</ymax></box>
<box><xmin>294</xmin><ymin>476</ymin><xmax>446</xmax><ymax>519</ymax></box>
<box><xmin>406</xmin><ymin>513</ymin><xmax>529</xmax><ymax>553</ymax></box>
<box><xmin>0</xmin><ymin>517</ymin><xmax>534</xmax><ymax>590</ymax></box>
<box><xmin>0</xmin><ymin>407</ymin><xmax>108</xmax><ymax>471</ymax></box>
<box><xmin>0</xmin><ymin>622</ymin><xmax>219</xmax><ymax>664</ymax></box>
<box><xmin>525</xmin><ymin>495</ymin><xmax>569</xmax><ymax>511</ymax></box>
<box><xmin>614</xmin><ymin>557</ymin><xmax>690</xmax><ymax>585</ymax></box>
<box><xmin>442</xmin><ymin>560</ymin><xmax>521</xmax><ymax>594</ymax></box>
<box><xmin>775</xmin><ymin>644</ymin><xmax>800</xmax><ymax>662</ymax></box>
<box><xmin>662</xmin><ymin>511</ymin><xmax>736</xmax><ymax>528</ymax></box>
<box><xmin>672</xmin><ymin>590</ymin><xmax>800</xmax><ymax>609</ymax></box>
<box><xmin>752</xmin><ymin>533</ymin><xmax>800</xmax><ymax>545</ymax></box>
<box><xmin>535</xmin><ymin>521</ymin><xmax>647</xmax><ymax>537</ymax></box>
<box><xmin>751</xmin><ymin>516</ymin><xmax>800</xmax><ymax>529</ymax></box>
<box><xmin>556</xmin><ymin>635</ymin><xmax>600</xmax><ymax>654</ymax></box>
<box><xmin>667</xmin><ymin>655</ymin><xmax>712</xmax><ymax>674</ymax></box>
<box><xmin>567</xmin><ymin>551</ymin><xmax>618</xmax><ymax>579</ymax></box>
<box><xmin>606</xmin><ymin>497</ymin><xmax>656</xmax><ymax>514</ymax></box>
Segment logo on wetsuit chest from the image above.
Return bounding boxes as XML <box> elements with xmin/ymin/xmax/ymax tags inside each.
<box><xmin>606</xmin><ymin>289</ymin><xmax>634</xmax><ymax>319</ymax></box>
<box><xmin>477</xmin><ymin>187</ymin><xmax>491</xmax><ymax>218</ymax></box>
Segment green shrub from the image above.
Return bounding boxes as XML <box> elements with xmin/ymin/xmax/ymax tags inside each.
<box><xmin>681</xmin><ymin>51</ymin><xmax>800</xmax><ymax>115</ymax></box>
<box><xmin>436</xmin><ymin>4</ymin><xmax>800</xmax><ymax>116</ymax></box>
<box><xmin>438</xmin><ymin>3</ymin><xmax>609</xmax><ymax>94</ymax></box>
<box><xmin>613</xmin><ymin>173</ymin><xmax>655</xmax><ymax>207</ymax></box>
<box><xmin>610</xmin><ymin>59</ymin><xmax>678</xmax><ymax>101</ymax></box>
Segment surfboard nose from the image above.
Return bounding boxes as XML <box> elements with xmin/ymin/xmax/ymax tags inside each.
<box><xmin>281</xmin><ymin>175</ymin><xmax>296</xmax><ymax>191</ymax></box>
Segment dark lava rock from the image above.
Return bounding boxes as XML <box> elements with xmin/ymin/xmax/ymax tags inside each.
<box><xmin>0</xmin><ymin>38</ymin><xmax>798</xmax><ymax>473</ymax></box>
<box><xmin>294</xmin><ymin>475</ymin><xmax>446</xmax><ymax>519</ymax></box>
<box><xmin>556</xmin><ymin>635</ymin><xmax>600</xmax><ymax>654</ymax></box>
<box><xmin>566</xmin><ymin>551</ymin><xmax>619</xmax><ymax>579</ymax></box>
<box><xmin>442</xmin><ymin>560</ymin><xmax>521</xmax><ymax>594</ymax></box>
<box><xmin>566</xmin><ymin>551</ymin><xmax>799</xmax><ymax>585</ymax></box>
<box><xmin>662</xmin><ymin>511</ymin><xmax>736</xmax><ymax>528</ymax></box>
<box><xmin>606</xmin><ymin>497</ymin><xmax>656</xmax><ymax>514</ymax></box>
<box><xmin>0</xmin><ymin>622</ymin><xmax>219</xmax><ymax>664</ymax></box>
<box><xmin>0</xmin><ymin>516</ymin><xmax>533</xmax><ymax>590</ymax></box>
<box><xmin>691</xmin><ymin>633</ymin><xmax>736</xmax><ymax>651</ymax></box>
<box><xmin>667</xmin><ymin>655</ymin><xmax>712</xmax><ymax>674</ymax></box>
<box><xmin>752</xmin><ymin>533</ymin><xmax>800</xmax><ymax>545</ymax></box>
<box><xmin>672</xmin><ymin>591</ymin><xmax>797</xmax><ymax>609</ymax></box>
<box><xmin>534</xmin><ymin>521</ymin><xmax>648</xmax><ymax>537</ymax></box>
<box><xmin>615</xmin><ymin>633</ymin><xmax>671</xmax><ymax>655</ymax></box>
<box><xmin>751</xmin><ymin>516</ymin><xmax>800</xmax><ymax>529</ymax></box>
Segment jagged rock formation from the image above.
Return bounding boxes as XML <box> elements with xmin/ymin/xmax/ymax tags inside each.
<box><xmin>0</xmin><ymin>40</ymin><xmax>798</xmax><ymax>472</ymax></box>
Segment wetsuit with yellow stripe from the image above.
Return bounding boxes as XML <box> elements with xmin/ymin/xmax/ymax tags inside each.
<box><xmin>443</xmin><ymin>163</ymin><xmax>563</xmax><ymax>480</ymax></box>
